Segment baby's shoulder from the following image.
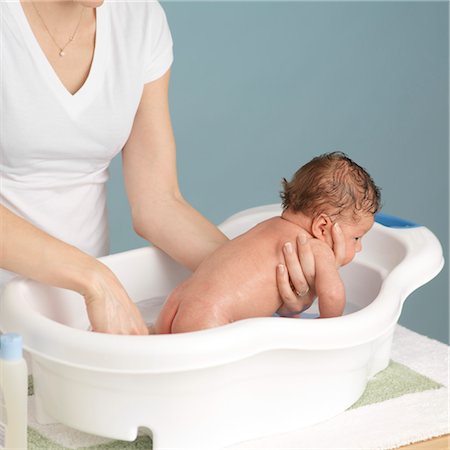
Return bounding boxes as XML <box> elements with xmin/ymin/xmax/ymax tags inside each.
<box><xmin>246</xmin><ymin>216</ymin><xmax>285</xmax><ymax>235</ymax></box>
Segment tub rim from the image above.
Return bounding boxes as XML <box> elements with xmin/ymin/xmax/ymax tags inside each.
<box><xmin>0</xmin><ymin>207</ymin><xmax>444</xmax><ymax>374</ymax></box>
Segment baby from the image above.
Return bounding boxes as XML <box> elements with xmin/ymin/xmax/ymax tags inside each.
<box><xmin>154</xmin><ymin>152</ymin><xmax>381</xmax><ymax>334</ymax></box>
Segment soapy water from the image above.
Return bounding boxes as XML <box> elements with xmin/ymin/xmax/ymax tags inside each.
<box><xmin>136</xmin><ymin>296</ymin><xmax>166</xmax><ymax>330</ymax></box>
<box><xmin>87</xmin><ymin>296</ymin><xmax>359</xmax><ymax>332</ymax></box>
<box><xmin>86</xmin><ymin>296</ymin><xmax>167</xmax><ymax>332</ymax></box>
<box><xmin>135</xmin><ymin>296</ymin><xmax>361</xmax><ymax>326</ymax></box>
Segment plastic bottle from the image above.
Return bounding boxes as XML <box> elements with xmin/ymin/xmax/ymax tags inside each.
<box><xmin>0</xmin><ymin>334</ymin><xmax>28</xmax><ymax>450</ymax></box>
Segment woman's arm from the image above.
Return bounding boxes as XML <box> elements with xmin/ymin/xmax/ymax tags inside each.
<box><xmin>122</xmin><ymin>68</ymin><xmax>325</xmax><ymax>304</ymax></box>
<box><xmin>122</xmin><ymin>69</ymin><xmax>228</xmax><ymax>271</ymax></box>
<box><xmin>0</xmin><ymin>204</ymin><xmax>148</xmax><ymax>335</ymax></box>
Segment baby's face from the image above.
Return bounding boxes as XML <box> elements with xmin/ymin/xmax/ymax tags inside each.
<box><xmin>336</xmin><ymin>213</ymin><xmax>375</xmax><ymax>265</ymax></box>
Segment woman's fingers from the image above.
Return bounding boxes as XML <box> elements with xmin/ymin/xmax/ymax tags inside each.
<box><xmin>114</xmin><ymin>299</ymin><xmax>149</xmax><ymax>335</ymax></box>
<box><xmin>94</xmin><ymin>298</ymin><xmax>148</xmax><ymax>335</ymax></box>
<box><xmin>283</xmin><ymin>241</ymin><xmax>309</xmax><ymax>296</ymax></box>
<box><xmin>331</xmin><ymin>222</ymin><xmax>346</xmax><ymax>268</ymax></box>
<box><xmin>296</xmin><ymin>233</ymin><xmax>315</xmax><ymax>290</ymax></box>
<box><xmin>276</xmin><ymin>263</ymin><xmax>302</xmax><ymax>311</ymax></box>
<box><xmin>276</xmin><ymin>235</ymin><xmax>315</xmax><ymax>315</ymax></box>
<box><xmin>124</xmin><ymin>302</ymin><xmax>149</xmax><ymax>335</ymax></box>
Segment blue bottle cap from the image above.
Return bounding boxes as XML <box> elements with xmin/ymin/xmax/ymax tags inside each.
<box><xmin>0</xmin><ymin>333</ymin><xmax>23</xmax><ymax>361</ymax></box>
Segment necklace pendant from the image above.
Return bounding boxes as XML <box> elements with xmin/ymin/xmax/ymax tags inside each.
<box><xmin>59</xmin><ymin>50</ymin><xmax>65</xmax><ymax>57</ymax></box>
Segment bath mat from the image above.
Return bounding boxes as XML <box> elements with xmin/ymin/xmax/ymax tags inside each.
<box><xmin>27</xmin><ymin>325</ymin><xmax>449</xmax><ymax>450</ymax></box>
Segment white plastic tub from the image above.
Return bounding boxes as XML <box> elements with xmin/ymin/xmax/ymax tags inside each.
<box><xmin>0</xmin><ymin>204</ymin><xmax>444</xmax><ymax>449</ymax></box>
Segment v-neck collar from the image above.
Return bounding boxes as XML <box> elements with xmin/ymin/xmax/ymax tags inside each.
<box><xmin>7</xmin><ymin>1</ymin><xmax>109</xmax><ymax>116</ymax></box>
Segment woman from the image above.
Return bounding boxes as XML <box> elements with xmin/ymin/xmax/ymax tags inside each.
<box><xmin>0</xmin><ymin>0</ymin><xmax>334</xmax><ymax>334</ymax></box>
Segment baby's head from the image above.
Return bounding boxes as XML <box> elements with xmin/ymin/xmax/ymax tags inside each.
<box><xmin>281</xmin><ymin>151</ymin><xmax>381</xmax><ymax>265</ymax></box>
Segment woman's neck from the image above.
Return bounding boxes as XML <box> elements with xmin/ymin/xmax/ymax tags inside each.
<box><xmin>21</xmin><ymin>0</ymin><xmax>96</xmax><ymax>39</ymax></box>
<box><xmin>23</xmin><ymin>1</ymin><xmax>83</xmax><ymax>18</ymax></box>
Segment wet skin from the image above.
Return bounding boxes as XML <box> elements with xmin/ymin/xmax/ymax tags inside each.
<box><xmin>155</xmin><ymin>212</ymin><xmax>374</xmax><ymax>334</ymax></box>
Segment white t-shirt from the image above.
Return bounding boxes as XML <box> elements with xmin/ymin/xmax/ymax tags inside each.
<box><xmin>0</xmin><ymin>0</ymin><xmax>173</xmax><ymax>285</ymax></box>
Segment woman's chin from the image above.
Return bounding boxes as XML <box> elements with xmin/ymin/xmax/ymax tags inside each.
<box><xmin>77</xmin><ymin>0</ymin><xmax>105</xmax><ymax>8</ymax></box>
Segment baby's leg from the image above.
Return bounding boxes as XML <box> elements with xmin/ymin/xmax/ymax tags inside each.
<box><xmin>170</xmin><ymin>300</ymin><xmax>232</xmax><ymax>333</ymax></box>
<box><xmin>154</xmin><ymin>287</ymin><xmax>231</xmax><ymax>333</ymax></box>
<box><xmin>154</xmin><ymin>289</ymin><xmax>183</xmax><ymax>334</ymax></box>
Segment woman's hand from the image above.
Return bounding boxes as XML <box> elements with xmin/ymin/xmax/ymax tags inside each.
<box><xmin>82</xmin><ymin>265</ymin><xmax>149</xmax><ymax>335</ymax></box>
<box><xmin>0</xmin><ymin>205</ymin><xmax>148</xmax><ymax>335</ymax></box>
<box><xmin>276</xmin><ymin>222</ymin><xmax>346</xmax><ymax>316</ymax></box>
<box><xmin>276</xmin><ymin>233</ymin><xmax>316</xmax><ymax>317</ymax></box>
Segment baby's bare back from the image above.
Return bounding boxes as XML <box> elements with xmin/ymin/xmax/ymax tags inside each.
<box><xmin>155</xmin><ymin>217</ymin><xmax>305</xmax><ymax>333</ymax></box>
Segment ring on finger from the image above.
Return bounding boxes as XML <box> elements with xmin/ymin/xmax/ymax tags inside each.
<box><xmin>295</xmin><ymin>286</ymin><xmax>310</xmax><ymax>297</ymax></box>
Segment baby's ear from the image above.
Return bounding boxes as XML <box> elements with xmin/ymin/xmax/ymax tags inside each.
<box><xmin>311</xmin><ymin>214</ymin><xmax>333</xmax><ymax>241</ymax></box>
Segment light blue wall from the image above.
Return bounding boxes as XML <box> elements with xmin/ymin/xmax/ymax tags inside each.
<box><xmin>108</xmin><ymin>1</ymin><xmax>449</xmax><ymax>343</ymax></box>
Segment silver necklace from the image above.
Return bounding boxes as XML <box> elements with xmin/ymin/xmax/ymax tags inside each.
<box><xmin>32</xmin><ymin>2</ymin><xmax>85</xmax><ymax>57</ymax></box>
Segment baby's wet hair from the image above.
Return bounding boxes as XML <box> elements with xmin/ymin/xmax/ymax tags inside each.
<box><xmin>280</xmin><ymin>151</ymin><xmax>381</xmax><ymax>220</ymax></box>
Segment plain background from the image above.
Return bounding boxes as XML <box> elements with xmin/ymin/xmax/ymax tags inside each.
<box><xmin>107</xmin><ymin>1</ymin><xmax>449</xmax><ymax>343</ymax></box>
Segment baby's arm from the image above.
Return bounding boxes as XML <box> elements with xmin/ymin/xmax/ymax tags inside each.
<box><xmin>313</xmin><ymin>243</ymin><xmax>345</xmax><ymax>318</ymax></box>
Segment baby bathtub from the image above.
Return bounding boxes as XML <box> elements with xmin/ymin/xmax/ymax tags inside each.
<box><xmin>0</xmin><ymin>204</ymin><xmax>444</xmax><ymax>450</ymax></box>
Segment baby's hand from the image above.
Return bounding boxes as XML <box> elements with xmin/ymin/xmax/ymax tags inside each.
<box><xmin>311</xmin><ymin>237</ymin><xmax>346</xmax><ymax>318</ymax></box>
